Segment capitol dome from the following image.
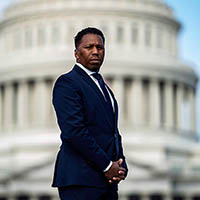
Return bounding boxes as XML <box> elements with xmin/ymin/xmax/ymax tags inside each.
<box><xmin>0</xmin><ymin>0</ymin><xmax>200</xmax><ymax>199</ymax></box>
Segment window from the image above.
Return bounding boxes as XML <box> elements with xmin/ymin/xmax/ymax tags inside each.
<box><xmin>13</xmin><ymin>31</ymin><xmax>22</xmax><ymax>50</ymax></box>
<box><xmin>25</xmin><ymin>28</ymin><xmax>33</xmax><ymax>48</ymax></box>
<box><xmin>66</xmin><ymin>24</ymin><xmax>74</xmax><ymax>45</ymax></box>
<box><xmin>131</xmin><ymin>23</ymin><xmax>138</xmax><ymax>44</ymax></box>
<box><xmin>117</xmin><ymin>26</ymin><xmax>123</xmax><ymax>43</ymax></box>
<box><xmin>52</xmin><ymin>24</ymin><xmax>61</xmax><ymax>45</ymax></box>
<box><xmin>167</xmin><ymin>29</ymin><xmax>172</xmax><ymax>52</ymax></box>
<box><xmin>37</xmin><ymin>25</ymin><xmax>46</xmax><ymax>46</ymax></box>
<box><xmin>156</xmin><ymin>26</ymin><xmax>163</xmax><ymax>48</ymax></box>
<box><xmin>101</xmin><ymin>25</ymin><xmax>108</xmax><ymax>39</ymax></box>
<box><xmin>145</xmin><ymin>24</ymin><xmax>151</xmax><ymax>47</ymax></box>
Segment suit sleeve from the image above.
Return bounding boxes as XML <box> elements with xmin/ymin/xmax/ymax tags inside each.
<box><xmin>118</xmin><ymin>131</ymin><xmax>128</xmax><ymax>172</ymax></box>
<box><xmin>53</xmin><ymin>75</ymin><xmax>111</xmax><ymax>171</ymax></box>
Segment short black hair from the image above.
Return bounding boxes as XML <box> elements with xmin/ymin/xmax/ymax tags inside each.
<box><xmin>74</xmin><ymin>27</ymin><xmax>105</xmax><ymax>49</ymax></box>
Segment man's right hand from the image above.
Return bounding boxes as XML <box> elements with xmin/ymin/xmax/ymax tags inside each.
<box><xmin>104</xmin><ymin>159</ymin><xmax>126</xmax><ymax>184</ymax></box>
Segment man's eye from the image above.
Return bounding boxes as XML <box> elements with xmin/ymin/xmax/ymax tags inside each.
<box><xmin>97</xmin><ymin>46</ymin><xmax>103</xmax><ymax>50</ymax></box>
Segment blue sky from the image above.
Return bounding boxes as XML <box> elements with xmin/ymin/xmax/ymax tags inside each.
<box><xmin>164</xmin><ymin>0</ymin><xmax>200</xmax><ymax>134</ymax></box>
<box><xmin>0</xmin><ymin>0</ymin><xmax>200</xmax><ymax>134</ymax></box>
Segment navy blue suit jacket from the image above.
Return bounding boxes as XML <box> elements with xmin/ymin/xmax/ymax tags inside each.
<box><xmin>52</xmin><ymin>65</ymin><xmax>127</xmax><ymax>188</ymax></box>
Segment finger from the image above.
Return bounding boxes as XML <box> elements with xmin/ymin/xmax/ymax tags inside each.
<box><xmin>118</xmin><ymin>169</ymin><xmax>126</xmax><ymax>174</ymax></box>
<box><xmin>117</xmin><ymin>158</ymin><xmax>123</xmax><ymax>166</ymax></box>
<box><xmin>112</xmin><ymin>177</ymin><xmax>121</xmax><ymax>181</ymax></box>
<box><xmin>109</xmin><ymin>180</ymin><xmax>113</xmax><ymax>184</ymax></box>
<box><xmin>118</xmin><ymin>175</ymin><xmax>125</xmax><ymax>180</ymax></box>
<box><xmin>119</xmin><ymin>167</ymin><xmax>126</xmax><ymax>171</ymax></box>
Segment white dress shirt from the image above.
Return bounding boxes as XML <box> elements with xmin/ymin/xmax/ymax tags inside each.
<box><xmin>76</xmin><ymin>63</ymin><xmax>114</xmax><ymax>111</ymax></box>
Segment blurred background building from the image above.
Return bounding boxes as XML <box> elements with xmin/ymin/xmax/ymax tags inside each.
<box><xmin>0</xmin><ymin>0</ymin><xmax>200</xmax><ymax>199</ymax></box>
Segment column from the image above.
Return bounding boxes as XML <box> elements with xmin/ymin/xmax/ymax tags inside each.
<box><xmin>17</xmin><ymin>80</ymin><xmax>29</xmax><ymax>129</ymax></box>
<box><xmin>8</xmin><ymin>196</ymin><xmax>16</xmax><ymax>200</ymax></box>
<box><xmin>46</xmin><ymin>79</ymin><xmax>56</xmax><ymax>127</ymax></box>
<box><xmin>149</xmin><ymin>78</ymin><xmax>160</xmax><ymax>128</ymax></box>
<box><xmin>163</xmin><ymin>194</ymin><xmax>171</xmax><ymax>200</ymax></box>
<box><xmin>185</xmin><ymin>194</ymin><xmax>192</xmax><ymax>200</ymax></box>
<box><xmin>164</xmin><ymin>81</ymin><xmax>174</xmax><ymax>129</ymax></box>
<box><xmin>4</xmin><ymin>82</ymin><xmax>13</xmax><ymax>130</ymax></box>
<box><xmin>130</xmin><ymin>77</ymin><xmax>143</xmax><ymax>126</ymax></box>
<box><xmin>189</xmin><ymin>87</ymin><xmax>196</xmax><ymax>134</ymax></box>
<box><xmin>176</xmin><ymin>84</ymin><xmax>184</xmax><ymax>131</ymax></box>
<box><xmin>30</xmin><ymin>196</ymin><xmax>38</xmax><ymax>200</ymax></box>
<box><xmin>33</xmin><ymin>78</ymin><xmax>48</xmax><ymax>127</ymax></box>
<box><xmin>112</xmin><ymin>76</ymin><xmax>125</xmax><ymax>124</ymax></box>
<box><xmin>119</xmin><ymin>195</ymin><xmax>129</xmax><ymax>200</ymax></box>
<box><xmin>52</xmin><ymin>196</ymin><xmax>60</xmax><ymax>200</ymax></box>
<box><xmin>141</xmin><ymin>193</ymin><xmax>150</xmax><ymax>200</ymax></box>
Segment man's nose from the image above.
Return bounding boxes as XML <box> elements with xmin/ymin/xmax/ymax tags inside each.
<box><xmin>92</xmin><ymin>47</ymin><xmax>98</xmax><ymax>54</ymax></box>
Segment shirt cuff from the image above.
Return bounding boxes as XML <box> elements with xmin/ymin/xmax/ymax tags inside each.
<box><xmin>103</xmin><ymin>161</ymin><xmax>112</xmax><ymax>172</ymax></box>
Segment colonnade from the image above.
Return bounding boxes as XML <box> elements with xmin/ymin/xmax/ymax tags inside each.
<box><xmin>0</xmin><ymin>76</ymin><xmax>196</xmax><ymax>135</ymax></box>
<box><xmin>0</xmin><ymin>78</ymin><xmax>55</xmax><ymax>132</ymax></box>
<box><xmin>120</xmin><ymin>193</ymin><xmax>200</xmax><ymax>200</ymax></box>
<box><xmin>110</xmin><ymin>76</ymin><xmax>196</xmax><ymax>135</ymax></box>
<box><xmin>1</xmin><ymin>192</ymin><xmax>200</xmax><ymax>200</ymax></box>
<box><xmin>0</xmin><ymin>194</ymin><xmax>58</xmax><ymax>200</ymax></box>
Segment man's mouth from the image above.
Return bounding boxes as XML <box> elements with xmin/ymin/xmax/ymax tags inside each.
<box><xmin>90</xmin><ymin>59</ymin><xmax>100</xmax><ymax>62</ymax></box>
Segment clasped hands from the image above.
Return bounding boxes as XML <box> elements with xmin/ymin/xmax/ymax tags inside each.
<box><xmin>104</xmin><ymin>158</ymin><xmax>126</xmax><ymax>184</ymax></box>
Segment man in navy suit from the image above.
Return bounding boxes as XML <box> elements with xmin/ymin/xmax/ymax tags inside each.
<box><xmin>52</xmin><ymin>27</ymin><xmax>128</xmax><ymax>200</ymax></box>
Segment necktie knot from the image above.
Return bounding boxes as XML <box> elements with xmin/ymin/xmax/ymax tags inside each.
<box><xmin>91</xmin><ymin>72</ymin><xmax>103</xmax><ymax>81</ymax></box>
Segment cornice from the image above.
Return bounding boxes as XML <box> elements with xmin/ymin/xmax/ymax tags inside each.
<box><xmin>0</xmin><ymin>59</ymin><xmax>198</xmax><ymax>88</ymax></box>
<box><xmin>0</xmin><ymin>0</ymin><xmax>179</xmax><ymax>29</ymax></box>
<box><xmin>0</xmin><ymin>8</ymin><xmax>180</xmax><ymax>33</ymax></box>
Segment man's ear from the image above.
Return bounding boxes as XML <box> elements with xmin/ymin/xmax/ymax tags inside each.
<box><xmin>74</xmin><ymin>49</ymin><xmax>79</xmax><ymax>61</ymax></box>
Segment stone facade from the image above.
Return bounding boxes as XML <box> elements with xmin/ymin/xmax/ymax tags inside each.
<box><xmin>0</xmin><ymin>0</ymin><xmax>199</xmax><ymax>200</ymax></box>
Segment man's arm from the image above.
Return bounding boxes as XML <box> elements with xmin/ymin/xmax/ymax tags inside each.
<box><xmin>53</xmin><ymin>75</ymin><xmax>111</xmax><ymax>170</ymax></box>
<box><xmin>118</xmin><ymin>131</ymin><xmax>128</xmax><ymax>172</ymax></box>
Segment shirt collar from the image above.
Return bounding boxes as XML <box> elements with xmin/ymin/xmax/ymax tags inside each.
<box><xmin>76</xmin><ymin>62</ymin><xmax>99</xmax><ymax>76</ymax></box>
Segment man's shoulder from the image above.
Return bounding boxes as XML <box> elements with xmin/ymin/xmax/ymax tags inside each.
<box><xmin>54</xmin><ymin>66</ymin><xmax>81</xmax><ymax>89</ymax></box>
<box><xmin>55</xmin><ymin>66</ymin><xmax>76</xmax><ymax>81</ymax></box>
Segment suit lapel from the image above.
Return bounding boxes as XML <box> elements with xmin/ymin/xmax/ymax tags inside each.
<box><xmin>106</xmin><ymin>85</ymin><xmax>118</xmax><ymax>129</ymax></box>
<box><xmin>73</xmin><ymin>65</ymin><xmax>113</xmax><ymax>129</ymax></box>
<box><xmin>106</xmin><ymin>85</ymin><xmax>120</xmax><ymax>158</ymax></box>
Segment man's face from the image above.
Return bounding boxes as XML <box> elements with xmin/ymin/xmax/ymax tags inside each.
<box><xmin>75</xmin><ymin>34</ymin><xmax>105</xmax><ymax>72</ymax></box>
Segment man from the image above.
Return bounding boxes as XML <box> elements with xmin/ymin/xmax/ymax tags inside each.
<box><xmin>52</xmin><ymin>27</ymin><xmax>128</xmax><ymax>200</ymax></box>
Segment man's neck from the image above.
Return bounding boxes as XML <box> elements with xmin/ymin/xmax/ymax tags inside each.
<box><xmin>76</xmin><ymin>63</ymin><xmax>99</xmax><ymax>74</ymax></box>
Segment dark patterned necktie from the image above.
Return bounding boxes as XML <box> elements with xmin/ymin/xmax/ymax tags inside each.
<box><xmin>92</xmin><ymin>73</ymin><xmax>114</xmax><ymax>119</ymax></box>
